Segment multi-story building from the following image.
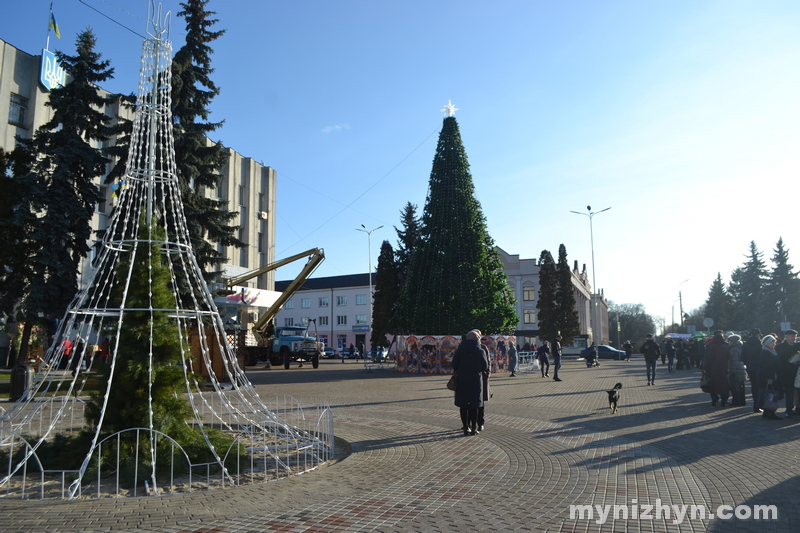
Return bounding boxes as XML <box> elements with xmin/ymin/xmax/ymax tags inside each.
<box><xmin>274</xmin><ymin>274</ymin><xmax>375</xmax><ymax>351</ymax></box>
<box><xmin>0</xmin><ymin>37</ymin><xmax>277</xmax><ymax>319</ymax></box>
<box><xmin>497</xmin><ymin>247</ymin><xmax>609</xmax><ymax>347</ymax></box>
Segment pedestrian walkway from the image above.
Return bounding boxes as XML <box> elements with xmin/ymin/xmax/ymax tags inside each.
<box><xmin>1</xmin><ymin>359</ymin><xmax>797</xmax><ymax>532</ymax></box>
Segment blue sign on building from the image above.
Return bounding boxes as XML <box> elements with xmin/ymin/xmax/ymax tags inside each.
<box><xmin>40</xmin><ymin>49</ymin><xmax>66</xmax><ymax>91</ymax></box>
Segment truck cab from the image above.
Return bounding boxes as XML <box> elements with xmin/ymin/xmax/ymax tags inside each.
<box><xmin>270</xmin><ymin>325</ymin><xmax>324</xmax><ymax>369</ymax></box>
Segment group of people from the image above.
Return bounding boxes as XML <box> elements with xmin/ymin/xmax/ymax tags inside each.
<box><xmin>644</xmin><ymin>328</ymin><xmax>800</xmax><ymax>420</ymax></box>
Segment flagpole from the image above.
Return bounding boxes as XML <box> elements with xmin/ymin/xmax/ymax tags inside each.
<box><xmin>46</xmin><ymin>3</ymin><xmax>53</xmax><ymax>51</ymax></box>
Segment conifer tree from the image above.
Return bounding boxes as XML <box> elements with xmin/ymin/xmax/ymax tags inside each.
<box><xmin>393</xmin><ymin>116</ymin><xmax>517</xmax><ymax>334</ymax></box>
<box><xmin>704</xmin><ymin>273</ymin><xmax>732</xmax><ymax>330</ymax></box>
<box><xmin>4</xmin><ymin>30</ymin><xmax>114</xmax><ymax>362</ymax></box>
<box><xmin>536</xmin><ymin>250</ymin><xmax>558</xmax><ymax>342</ymax></box>
<box><xmin>733</xmin><ymin>241</ymin><xmax>768</xmax><ymax>330</ymax></box>
<box><xmin>765</xmin><ymin>237</ymin><xmax>800</xmax><ymax>332</ymax></box>
<box><xmin>394</xmin><ymin>202</ymin><xmax>420</xmax><ymax>284</ymax></box>
<box><xmin>371</xmin><ymin>240</ymin><xmax>399</xmax><ymax>348</ymax></box>
<box><xmin>86</xmin><ymin>221</ymin><xmax>193</xmax><ymax>438</ymax></box>
<box><xmin>172</xmin><ymin>0</ymin><xmax>242</xmax><ymax>277</ymax></box>
<box><xmin>555</xmin><ymin>244</ymin><xmax>581</xmax><ymax>343</ymax></box>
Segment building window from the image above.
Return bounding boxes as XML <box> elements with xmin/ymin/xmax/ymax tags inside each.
<box><xmin>337</xmin><ymin>296</ymin><xmax>347</xmax><ymax>306</ymax></box>
<box><xmin>523</xmin><ymin>310</ymin><xmax>536</xmax><ymax>324</ymax></box>
<box><xmin>301</xmin><ymin>298</ymin><xmax>311</xmax><ymax>308</ymax></box>
<box><xmin>337</xmin><ymin>315</ymin><xmax>347</xmax><ymax>326</ymax></box>
<box><xmin>284</xmin><ymin>318</ymin><xmax>294</xmax><ymax>326</ymax></box>
<box><xmin>523</xmin><ymin>286</ymin><xmax>535</xmax><ymax>301</ymax></box>
<box><xmin>337</xmin><ymin>334</ymin><xmax>347</xmax><ymax>349</ymax></box>
<box><xmin>319</xmin><ymin>296</ymin><xmax>329</xmax><ymax>307</ymax></box>
<box><xmin>239</xmin><ymin>247</ymin><xmax>248</xmax><ymax>267</ymax></box>
<box><xmin>8</xmin><ymin>93</ymin><xmax>28</xmax><ymax>128</ymax></box>
<box><xmin>355</xmin><ymin>314</ymin><xmax>367</xmax><ymax>325</ymax></box>
<box><xmin>356</xmin><ymin>294</ymin><xmax>367</xmax><ymax>305</ymax></box>
<box><xmin>318</xmin><ymin>334</ymin><xmax>328</xmax><ymax>346</ymax></box>
<box><xmin>301</xmin><ymin>317</ymin><xmax>309</xmax><ymax>326</ymax></box>
<box><xmin>319</xmin><ymin>316</ymin><xmax>328</xmax><ymax>326</ymax></box>
<box><xmin>285</xmin><ymin>300</ymin><xmax>294</xmax><ymax>309</ymax></box>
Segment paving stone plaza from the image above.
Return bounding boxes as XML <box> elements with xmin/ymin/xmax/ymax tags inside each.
<box><xmin>2</xmin><ymin>357</ymin><xmax>798</xmax><ymax>532</ymax></box>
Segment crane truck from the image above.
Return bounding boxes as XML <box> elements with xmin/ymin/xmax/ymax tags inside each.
<box><xmin>224</xmin><ymin>248</ymin><xmax>326</xmax><ymax>369</ymax></box>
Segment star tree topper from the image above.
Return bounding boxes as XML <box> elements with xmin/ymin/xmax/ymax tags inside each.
<box><xmin>441</xmin><ymin>99</ymin><xmax>458</xmax><ymax>117</ymax></box>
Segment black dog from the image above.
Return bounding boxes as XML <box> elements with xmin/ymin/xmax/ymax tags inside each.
<box><xmin>606</xmin><ymin>383</ymin><xmax>623</xmax><ymax>414</ymax></box>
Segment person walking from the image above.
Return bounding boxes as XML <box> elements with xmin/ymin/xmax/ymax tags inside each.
<box><xmin>665</xmin><ymin>339</ymin><xmax>676</xmax><ymax>373</ymax></box>
<box><xmin>757</xmin><ymin>335</ymin><xmax>782</xmax><ymax>420</ymax></box>
<box><xmin>474</xmin><ymin>331</ymin><xmax>491</xmax><ymax>432</ymax></box>
<box><xmin>640</xmin><ymin>334</ymin><xmax>661</xmax><ymax>386</ymax></box>
<box><xmin>507</xmin><ymin>341</ymin><xmax>518</xmax><ymax>377</ymax></box>
<box><xmin>727</xmin><ymin>334</ymin><xmax>747</xmax><ymax>406</ymax></box>
<box><xmin>551</xmin><ymin>334</ymin><xmax>563</xmax><ymax>382</ymax></box>
<box><xmin>776</xmin><ymin>329</ymin><xmax>800</xmax><ymax>418</ymax></box>
<box><xmin>623</xmin><ymin>340</ymin><xmax>633</xmax><ymax>362</ymax></box>
<box><xmin>702</xmin><ymin>330</ymin><xmax>731</xmax><ymax>407</ymax></box>
<box><xmin>537</xmin><ymin>341</ymin><xmax>550</xmax><ymax>378</ymax></box>
<box><xmin>451</xmin><ymin>330</ymin><xmax>489</xmax><ymax>435</ymax></box>
<box><xmin>742</xmin><ymin>328</ymin><xmax>762</xmax><ymax>411</ymax></box>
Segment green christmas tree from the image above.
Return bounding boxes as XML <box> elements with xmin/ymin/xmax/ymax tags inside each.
<box><xmin>86</xmin><ymin>221</ymin><xmax>194</xmax><ymax>440</ymax></box>
<box><xmin>394</xmin><ymin>115</ymin><xmax>517</xmax><ymax>335</ymax></box>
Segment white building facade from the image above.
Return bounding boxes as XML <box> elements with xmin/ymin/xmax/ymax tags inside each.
<box><xmin>497</xmin><ymin>247</ymin><xmax>609</xmax><ymax>347</ymax></box>
<box><xmin>274</xmin><ymin>274</ymin><xmax>375</xmax><ymax>352</ymax></box>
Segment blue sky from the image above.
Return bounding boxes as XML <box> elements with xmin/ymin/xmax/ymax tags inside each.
<box><xmin>5</xmin><ymin>1</ymin><xmax>800</xmax><ymax>329</ymax></box>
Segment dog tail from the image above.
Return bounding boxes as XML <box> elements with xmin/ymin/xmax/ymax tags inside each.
<box><xmin>614</xmin><ymin>382</ymin><xmax>622</xmax><ymax>389</ymax></box>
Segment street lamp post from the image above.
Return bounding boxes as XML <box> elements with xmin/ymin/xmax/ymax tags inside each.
<box><xmin>570</xmin><ymin>206</ymin><xmax>610</xmax><ymax>346</ymax></box>
<box><xmin>678</xmin><ymin>279</ymin><xmax>690</xmax><ymax>331</ymax></box>
<box><xmin>356</xmin><ymin>224</ymin><xmax>383</xmax><ymax>352</ymax></box>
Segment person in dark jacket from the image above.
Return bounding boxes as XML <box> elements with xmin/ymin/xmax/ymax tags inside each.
<box><xmin>727</xmin><ymin>334</ymin><xmax>747</xmax><ymax>406</ymax></box>
<box><xmin>508</xmin><ymin>341</ymin><xmax>518</xmax><ymax>377</ymax></box>
<box><xmin>702</xmin><ymin>331</ymin><xmax>730</xmax><ymax>407</ymax></box>
<box><xmin>552</xmin><ymin>334</ymin><xmax>563</xmax><ymax>382</ymax></box>
<box><xmin>452</xmin><ymin>330</ymin><xmax>489</xmax><ymax>435</ymax></box>
<box><xmin>742</xmin><ymin>329</ymin><xmax>763</xmax><ymax>411</ymax></box>
<box><xmin>776</xmin><ymin>329</ymin><xmax>800</xmax><ymax>417</ymax></box>
<box><xmin>757</xmin><ymin>335</ymin><xmax>782</xmax><ymax>419</ymax></box>
<box><xmin>665</xmin><ymin>339</ymin><xmax>676</xmax><ymax>373</ymax></box>
<box><xmin>623</xmin><ymin>340</ymin><xmax>633</xmax><ymax>362</ymax></box>
<box><xmin>537</xmin><ymin>341</ymin><xmax>550</xmax><ymax>377</ymax></box>
<box><xmin>640</xmin><ymin>334</ymin><xmax>661</xmax><ymax>385</ymax></box>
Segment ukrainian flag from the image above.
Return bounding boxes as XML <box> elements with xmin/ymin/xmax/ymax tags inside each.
<box><xmin>49</xmin><ymin>7</ymin><xmax>61</xmax><ymax>39</ymax></box>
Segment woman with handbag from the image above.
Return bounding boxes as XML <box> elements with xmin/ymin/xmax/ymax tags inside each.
<box><xmin>757</xmin><ymin>335</ymin><xmax>783</xmax><ymax>420</ymax></box>
<box><xmin>451</xmin><ymin>330</ymin><xmax>489</xmax><ymax>435</ymax></box>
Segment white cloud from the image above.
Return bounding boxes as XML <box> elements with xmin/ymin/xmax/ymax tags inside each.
<box><xmin>321</xmin><ymin>123</ymin><xmax>350</xmax><ymax>134</ymax></box>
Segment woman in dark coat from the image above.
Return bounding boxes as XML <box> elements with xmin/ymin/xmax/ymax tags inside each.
<box><xmin>702</xmin><ymin>331</ymin><xmax>730</xmax><ymax>407</ymax></box>
<box><xmin>757</xmin><ymin>335</ymin><xmax>782</xmax><ymax>419</ymax></box>
<box><xmin>451</xmin><ymin>330</ymin><xmax>489</xmax><ymax>436</ymax></box>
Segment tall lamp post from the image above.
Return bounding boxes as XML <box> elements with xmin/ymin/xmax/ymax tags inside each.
<box><xmin>570</xmin><ymin>206</ymin><xmax>611</xmax><ymax>346</ymax></box>
<box><xmin>356</xmin><ymin>224</ymin><xmax>383</xmax><ymax>352</ymax></box>
<box><xmin>678</xmin><ymin>279</ymin><xmax>690</xmax><ymax>331</ymax></box>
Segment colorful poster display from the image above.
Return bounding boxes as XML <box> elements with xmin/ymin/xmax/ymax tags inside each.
<box><xmin>394</xmin><ymin>334</ymin><xmax>514</xmax><ymax>374</ymax></box>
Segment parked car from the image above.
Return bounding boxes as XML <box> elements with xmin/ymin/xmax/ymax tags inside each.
<box><xmin>582</xmin><ymin>345</ymin><xmax>626</xmax><ymax>360</ymax></box>
<box><xmin>323</xmin><ymin>347</ymin><xmax>337</xmax><ymax>359</ymax></box>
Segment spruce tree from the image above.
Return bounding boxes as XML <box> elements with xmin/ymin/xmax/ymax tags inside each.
<box><xmin>704</xmin><ymin>273</ymin><xmax>732</xmax><ymax>330</ymax></box>
<box><xmin>765</xmin><ymin>237</ymin><xmax>800</xmax><ymax>332</ymax></box>
<box><xmin>737</xmin><ymin>241</ymin><xmax>768</xmax><ymax>330</ymax></box>
<box><xmin>371</xmin><ymin>240</ymin><xmax>400</xmax><ymax>348</ymax></box>
<box><xmin>86</xmin><ymin>221</ymin><xmax>193</xmax><ymax>438</ymax></box>
<box><xmin>172</xmin><ymin>0</ymin><xmax>242</xmax><ymax>277</ymax></box>
<box><xmin>394</xmin><ymin>116</ymin><xmax>517</xmax><ymax>334</ymax></box>
<box><xmin>6</xmin><ymin>30</ymin><xmax>114</xmax><ymax>361</ymax></box>
<box><xmin>555</xmin><ymin>244</ymin><xmax>581</xmax><ymax>343</ymax></box>
<box><xmin>394</xmin><ymin>202</ymin><xmax>420</xmax><ymax>284</ymax></box>
<box><xmin>536</xmin><ymin>250</ymin><xmax>558</xmax><ymax>342</ymax></box>
<box><xmin>726</xmin><ymin>266</ymin><xmax>747</xmax><ymax>330</ymax></box>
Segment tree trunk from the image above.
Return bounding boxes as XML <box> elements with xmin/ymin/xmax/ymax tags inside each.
<box><xmin>15</xmin><ymin>320</ymin><xmax>33</xmax><ymax>366</ymax></box>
